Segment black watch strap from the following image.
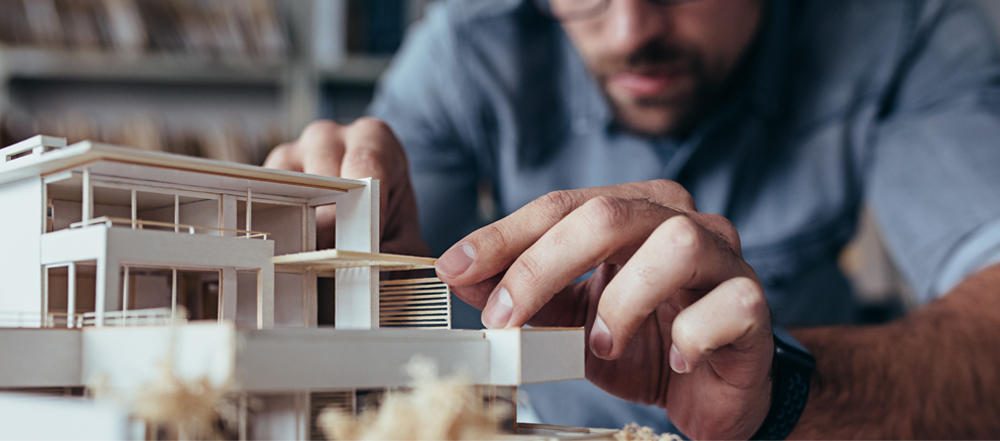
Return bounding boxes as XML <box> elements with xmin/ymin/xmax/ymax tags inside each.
<box><xmin>751</xmin><ymin>328</ymin><xmax>814</xmax><ymax>440</ymax></box>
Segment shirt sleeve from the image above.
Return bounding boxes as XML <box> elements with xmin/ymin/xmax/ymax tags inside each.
<box><xmin>868</xmin><ymin>0</ymin><xmax>1000</xmax><ymax>302</ymax></box>
<box><xmin>367</xmin><ymin>2</ymin><xmax>484</xmax><ymax>256</ymax></box>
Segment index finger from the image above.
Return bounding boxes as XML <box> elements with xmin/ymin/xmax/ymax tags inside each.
<box><xmin>435</xmin><ymin>180</ymin><xmax>696</xmax><ymax>286</ymax></box>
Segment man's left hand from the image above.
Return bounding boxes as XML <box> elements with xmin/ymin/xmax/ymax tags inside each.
<box><xmin>435</xmin><ymin>180</ymin><xmax>773</xmax><ymax>439</ymax></box>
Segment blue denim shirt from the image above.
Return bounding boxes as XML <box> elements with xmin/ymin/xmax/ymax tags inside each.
<box><xmin>370</xmin><ymin>0</ymin><xmax>1000</xmax><ymax>431</ymax></box>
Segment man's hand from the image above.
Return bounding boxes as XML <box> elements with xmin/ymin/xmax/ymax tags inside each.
<box><xmin>434</xmin><ymin>180</ymin><xmax>773</xmax><ymax>439</ymax></box>
<box><xmin>264</xmin><ymin>119</ymin><xmax>429</xmax><ymax>256</ymax></box>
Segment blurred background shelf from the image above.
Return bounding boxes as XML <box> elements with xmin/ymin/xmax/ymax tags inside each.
<box><xmin>0</xmin><ymin>0</ymin><xmax>427</xmax><ymax>164</ymax></box>
<box><xmin>0</xmin><ymin>47</ymin><xmax>288</xmax><ymax>85</ymax></box>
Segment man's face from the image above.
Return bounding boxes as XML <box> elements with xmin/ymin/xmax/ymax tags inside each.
<box><xmin>559</xmin><ymin>0</ymin><xmax>764</xmax><ymax>136</ymax></box>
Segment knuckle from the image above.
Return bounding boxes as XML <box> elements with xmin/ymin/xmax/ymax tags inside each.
<box><xmin>647</xmin><ymin>179</ymin><xmax>695</xmax><ymax>210</ymax></box>
<box><xmin>350</xmin><ymin>117</ymin><xmax>393</xmax><ymax>136</ymax></box>
<box><xmin>671</xmin><ymin>321</ymin><xmax>695</xmax><ymax>351</ymax></box>
<box><xmin>301</xmin><ymin>120</ymin><xmax>342</xmax><ymax>141</ymax></box>
<box><xmin>698</xmin><ymin>213</ymin><xmax>741</xmax><ymax>247</ymax></box>
<box><xmin>581</xmin><ymin>196</ymin><xmax>630</xmax><ymax>232</ymax></box>
<box><xmin>535</xmin><ymin>190</ymin><xmax>580</xmax><ymax>221</ymax></box>
<box><xmin>658</xmin><ymin>215</ymin><xmax>702</xmax><ymax>253</ymax></box>
<box><xmin>264</xmin><ymin>143</ymin><xmax>292</xmax><ymax>162</ymax></box>
<box><xmin>701</xmin><ymin>213</ymin><xmax>736</xmax><ymax>233</ymax></box>
<box><xmin>345</xmin><ymin>147</ymin><xmax>388</xmax><ymax>174</ymax></box>
<box><xmin>477</xmin><ymin>223</ymin><xmax>511</xmax><ymax>255</ymax></box>
<box><xmin>730</xmin><ymin>277</ymin><xmax>766</xmax><ymax>312</ymax></box>
<box><xmin>511</xmin><ymin>253</ymin><xmax>547</xmax><ymax>287</ymax></box>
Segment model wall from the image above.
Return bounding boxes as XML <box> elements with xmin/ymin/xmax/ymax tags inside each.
<box><xmin>0</xmin><ymin>177</ymin><xmax>44</xmax><ymax>324</ymax></box>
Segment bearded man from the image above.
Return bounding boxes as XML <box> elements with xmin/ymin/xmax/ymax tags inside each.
<box><xmin>266</xmin><ymin>0</ymin><xmax>1000</xmax><ymax>437</ymax></box>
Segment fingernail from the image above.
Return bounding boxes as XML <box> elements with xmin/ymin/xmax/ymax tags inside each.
<box><xmin>590</xmin><ymin>315</ymin><xmax>613</xmax><ymax>358</ymax></box>
<box><xmin>436</xmin><ymin>243</ymin><xmax>476</xmax><ymax>277</ymax></box>
<box><xmin>482</xmin><ymin>287</ymin><xmax>514</xmax><ymax>329</ymax></box>
<box><xmin>669</xmin><ymin>344</ymin><xmax>688</xmax><ymax>374</ymax></box>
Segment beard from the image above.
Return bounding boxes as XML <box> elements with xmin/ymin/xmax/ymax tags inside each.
<box><xmin>589</xmin><ymin>41</ymin><xmax>726</xmax><ymax>138</ymax></box>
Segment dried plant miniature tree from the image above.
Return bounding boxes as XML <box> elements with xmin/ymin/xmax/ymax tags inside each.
<box><xmin>318</xmin><ymin>357</ymin><xmax>508</xmax><ymax>441</ymax></box>
<box><xmin>613</xmin><ymin>423</ymin><xmax>684</xmax><ymax>441</ymax></box>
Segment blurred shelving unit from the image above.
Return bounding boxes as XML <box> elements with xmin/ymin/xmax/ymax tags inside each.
<box><xmin>0</xmin><ymin>47</ymin><xmax>287</xmax><ymax>85</ymax></box>
<box><xmin>0</xmin><ymin>0</ymin><xmax>429</xmax><ymax>164</ymax></box>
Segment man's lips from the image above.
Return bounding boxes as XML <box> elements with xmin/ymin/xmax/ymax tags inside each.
<box><xmin>607</xmin><ymin>71</ymin><xmax>683</xmax><ymax>99</ymax></box>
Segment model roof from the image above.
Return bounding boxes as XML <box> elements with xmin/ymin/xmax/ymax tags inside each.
<box><xmin>1</xmin><ymin>137</ymin><xmax>367</xmax><ymax>200</ymax></box>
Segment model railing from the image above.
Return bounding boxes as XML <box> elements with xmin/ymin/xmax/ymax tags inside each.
<box><xmin>379</xmin><ymin>277</ymin><xmax>451</xmax><ymax>329</ymax></box>
<box><xmin>0</xmin><ymin>308</ymin><xmax>184</xmax><ymax>328</ymax></box>
<box><xmin>0</xmin><ymin>312</ymin><xmax>45</xmax><ymax>328</ymax></box>
<box><xmin>69</xmin><ymin>216</ymin><xmax>269</xmax><ymax>239</ymax></box>
<box><xmin>80</xmin><ymin>307</ymin><xmax>181</xmax><ymax>327</ymax></box>
<box><xmin>44</xmin><ymin>312</ymin><xmax>83</xmax><ymax>328</ymax></box>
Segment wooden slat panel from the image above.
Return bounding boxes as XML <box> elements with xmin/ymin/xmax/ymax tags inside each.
<box><xmin>310</xmin><ymin>390</ymin><xmax>355</xmax><ymax>441</ymax></box>
<box><xmin>378</xmin><ymin>276</ymin><xmax>450</xmax><ymax>329</ymax></box>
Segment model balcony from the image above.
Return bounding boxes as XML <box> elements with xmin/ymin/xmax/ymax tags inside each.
<box><xmin>69</xmin><ymin>216</ymin><xmax>268</xmax><ymax>240</ymax></box>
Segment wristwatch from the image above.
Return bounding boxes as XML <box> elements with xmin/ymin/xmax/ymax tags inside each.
<box><xmin>750</xmin><ymin>326</ymin><xmax>815</xmax><ymax>440</ymax></box>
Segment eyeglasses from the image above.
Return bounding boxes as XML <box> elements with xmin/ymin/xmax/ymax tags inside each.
<box><xmin>535</xmin><ymin>0</ymin><xmax>702</xmax><ymax>22</ymax></box>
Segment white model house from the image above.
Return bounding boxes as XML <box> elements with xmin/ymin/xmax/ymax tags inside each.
<box><xmin>0</xmin><ymin>135</ymin><xmax>585</xmax><ymax>440</ymax></box>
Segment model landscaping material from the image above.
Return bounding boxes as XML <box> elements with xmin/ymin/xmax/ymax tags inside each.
<box><xmin>0</xmin><ymin>135</ymin><xmax>586</xmax><ymax>440</ymax></box>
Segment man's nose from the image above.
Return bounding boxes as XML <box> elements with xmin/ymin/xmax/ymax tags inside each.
<box><xmin>606</xmin><ymin>0</ymin><xmax>670</xmax><ymax>54</ymax></box>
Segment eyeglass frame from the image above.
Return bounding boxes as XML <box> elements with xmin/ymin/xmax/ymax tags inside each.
<box><xmin>533</xmin><ymin>0</ymin><xmax>704</xmax><ymax>22</ymax></box>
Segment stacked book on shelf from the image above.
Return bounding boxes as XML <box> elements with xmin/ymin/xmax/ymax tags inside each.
<box><xmin>0</xmin><ymin>0</ymin><xmax>289</xmax><ymax>60</ymax></box>
<box><xmin>0</xmin><ymin>112</ymin><xmax>283</xmax><ymax>165</ymax></box>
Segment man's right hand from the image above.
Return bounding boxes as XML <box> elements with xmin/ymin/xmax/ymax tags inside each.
<box><xmin>263</xmin><ymin>118</ymin><xmax>429</xmax><ymax>256</ymax></box>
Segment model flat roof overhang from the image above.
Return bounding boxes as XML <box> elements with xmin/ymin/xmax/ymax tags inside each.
<box><xmin>0</xmin><ymin>325</ymin><xmax>585</xmax><ymax>391</ymax></box>
<box><xmin>274</xmin><ymin>249</ymin><xmax>438</xmax><ymax>271</ymax></box>
<box><xmin>0</xmin><ymin>139</ymin><xmax>368</xmax><ymax>200</ymax></box>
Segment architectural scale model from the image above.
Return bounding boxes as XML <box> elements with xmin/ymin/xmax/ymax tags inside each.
<box><xmin>0</xmin><ymin>135</ymin><xmax>585</xmax><ymax>440</ymax></box>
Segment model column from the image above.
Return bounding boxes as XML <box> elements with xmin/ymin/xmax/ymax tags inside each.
<box><xmin>333</xmin><ymin>178</ymin><xmax>380</xmax><ymax>329</ymax></box>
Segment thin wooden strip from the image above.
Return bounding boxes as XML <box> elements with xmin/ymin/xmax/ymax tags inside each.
<box><xmin>379</xmin><ymin>312</ymin><xmax>449</xmax><ymax>318</ymax></box>
<box><xmin>380</xmin><ymin>324</ymin><xmax>450</xmax><ymax>329</ymax></box>
<box><xmin>380</xmin><ymin>319</ymin><xmax>450</xmax><ymax>324</ymax></box>
<box><xmin>380</xmin><ymin>289</ymin><xmax>448</xmax><ymax>294</ymax></box>
<box><xmin>379</xmin><ymin>285</ymin><xmax>448</xmax><ymax>292</ymax></box>
<box><xmin>380</xmin><ymin>324</ymin><xmax>449</xmax><ymax>328</ymax></box>
<box><xmin>378</xmin><ymin>291</ymin><xmax>450</xmax><ymax>299</ymax></box>
<box><xmin>273</xmin><ymin>249</ymin><xmax>436</xmax><ymax>270</ymax></box>
<box><xmin>379</xmin><ymin>310</ymin><xmax>448</xmax><ymax>319</ymax></box>
<box><xmin>380</xmin><ymin>294</ymin><xmax>448</xmax><ymax>301</ymax></box>
<box><xmin>380</xmin><ymin>309</ymin><xmax>449</xmax><ymax>316</ymax></box>
<box><xmin>379</xmin><ymin>277</ymin><xmax>445</xmax><ymax>286</ymax></box>
<box><xmin>379</xmin><ymin>280</ymin><xmax>447</xmax><ymax>287</ymax></box>
<box><xmin>379</xmin><ymin>288</ymin><xmax>448</xmax><ymax>295</ymax></box>
<box><xmin>379</xmin><ymin>290</ymin><xmax>449</xmax><ymax>298</ymax></box>
<box><xmin>379</xmin><ymin>304</ymin><xmax>451</xmax><ymax>312</ymax></box>
<box><xmin>380</xmin><ymin>317</ymin><xmax>449</xmax><ymax>322</ymax></box>
<box><xmin>379</xmin><ymin>315</ymin><xmax>449</xmax><ymax>321</ymax></box>
<box><xmin>379</xmin><ymin>295</ymin><xmax>448</xmax><ymax>301</ymax></box>
<box><xmin>380</xmin><ymin>299</ymin><xmax>450</xmax><ymax>307</ymax></box>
